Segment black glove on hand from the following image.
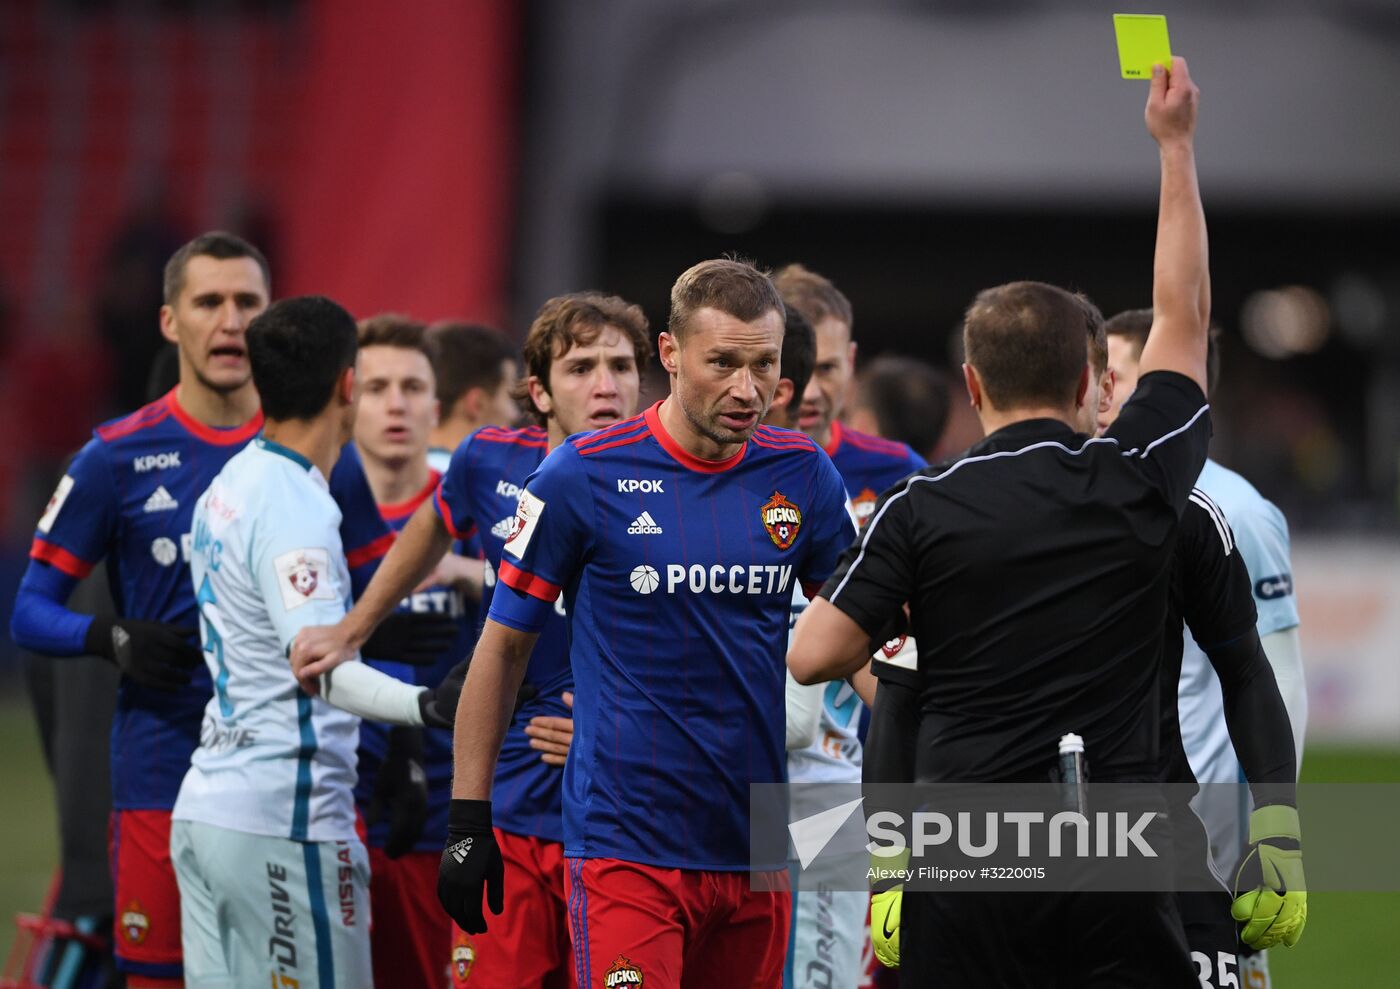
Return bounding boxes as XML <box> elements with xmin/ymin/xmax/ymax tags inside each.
<box><xmin>367</xmin><ymin>726</ymin><xmax>429</xmax><ymax>859</ymax></box>
<box><xmin>85</xmin><ymin>617</ymin><xmax>201</xmax><ymax>692</ymax></box>
<box><xmin>362</xmin><ymin>611</ymin><xmax>457</xmax><ymax>666</ymax></box>
<box><xmin>437</xmin><ymin>799</ymin><xmax>503</xmax><ymax>934</ymax></box>
<box><xmin>419</xmin><ymin>659</ymin><xmax>469</xmax><ymax>729</ymax></box>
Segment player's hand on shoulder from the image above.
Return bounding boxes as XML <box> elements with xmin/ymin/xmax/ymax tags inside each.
<box><xmin>525</xmin><ymin>691</ymin><xmax>574</xmax><ymax>767</ymax></box>
<box><xmin>1145</xmin><ymin>55</ymin><xmax>1199</xmax><ymax>147</ymax></box>
<box><xmin>289</xmin><ymin>621</ymin><xmax>359</xmax><ymax>695</ymax></box>
<box><xmin>86</xmin><ymin>617</ymin><xmax>201</xmax><ymax>692</ymax></box>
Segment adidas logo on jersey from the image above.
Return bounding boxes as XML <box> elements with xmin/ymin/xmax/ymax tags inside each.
<box><xmin>490</xmin><ymin>516</ymin><xmax>514</xmax><ymax>540</ymax></box>
<box><xmin>627</xmin><ymin>511</ymin><xmax>663</xmax><ymax>535</ymax></box>
<box><xmin>143</xmin><ymin>486</ymin><xmax>178</xmax><ymax>513</ymax></box>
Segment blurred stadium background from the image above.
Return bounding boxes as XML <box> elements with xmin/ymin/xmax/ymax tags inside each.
<box><xmin>1</xmin><ymin>0</ymin><xmax>1397</xmax><ymax>981</ymax></box>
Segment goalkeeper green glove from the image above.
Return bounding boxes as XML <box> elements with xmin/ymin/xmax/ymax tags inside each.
<box><xmin>1231</xmin><ymin>804</ymin><xmax>1307</xmax><ymax>949</ymax></box>
<box><xmin>869</xmin><ymin>847</ymin><xmax>909</xmax><ymax>968</ymax></box>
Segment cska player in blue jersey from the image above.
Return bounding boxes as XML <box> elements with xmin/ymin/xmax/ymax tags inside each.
<box><xmin>438</xmin><ymin>260</ymin><xmax>855</xmax><ymax>988</ymax></box>
<box><xmin>772</xmin><ymin>264</ymin><xmax>926</xmax><ymax>524</ymax></box>
<box><xmin>329</xmin><ymin>316</ymin><xmax>489</xmax><ymax>989</ymax></box>
<box><xmin>9</xmin><ymin>232</ymin><xmax>270</xmax><ymax>987</ymax></box>
<box><xmin>295</xmin><ymin>291</ymin><xmax>650</xmax><ymax>988</ymax></box>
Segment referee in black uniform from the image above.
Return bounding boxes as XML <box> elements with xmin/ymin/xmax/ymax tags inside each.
<box><xmin>791</xmin><ymin>57</ymin><xmax>1211</xmax><ymax>985</ymax></box>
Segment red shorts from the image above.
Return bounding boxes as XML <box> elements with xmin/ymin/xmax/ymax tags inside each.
<box><xmin>368</xmin><ymin>846</ymin><xmax>455</xmax><ymax>989</ymax></box>
<box><xmin>450</xmin><ymin>829</ymin><xmax>574</xmax><ymax>989</ymax></box>
<box><xmin>563</xmin><ymin>858</ymin><xmax>791</xmax><ymax>989</ymax></box>
<box><xmin>110</xmin><ymin>809</ymin><xmax>183</xmax><ymax>980</ymax></box>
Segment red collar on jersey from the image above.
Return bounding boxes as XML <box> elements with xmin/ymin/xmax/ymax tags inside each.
<box><xmin>165</xmin><ymin>387</ymin><xmax>264</xmax><ymax>446</ymax></box>
<box><xmin>644</xmin><ymin>400</ymin><xmax>748</xmax><ymax>474</ymax></box>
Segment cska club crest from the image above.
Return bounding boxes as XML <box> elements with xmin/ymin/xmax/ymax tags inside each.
<box><xmin>450</xmin><ymin>932</ymin><xmax>476</xmax><ymax>985</ymax></box>
<box><xmin>287</xmin><ymin>554</ymin><xmax>319</xmax><ymax>597</ymax></box>
<box><xmin>761</xmin><ymin>491</ymin><xmax>803</xmax><ymax>550</ymax></box>
<box><xmin>604</xmin><ymin>955</ymin><xmax>644</xmax><ymax>988</ymax></box>
<box><xmin>850</xmin><ymin>487</ymin><xmax>879</xmax><ymax>529</ymax></box>
<box><xmin>121</xmin><ymin>900</ymin><xmax>150</xmax><ymax>945</ymax></box>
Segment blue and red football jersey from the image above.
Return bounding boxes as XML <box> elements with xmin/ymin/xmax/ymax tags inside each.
<box><xmin>433</xmin><ymin>423</ymin><xmax>574</xmax><ymax>843</ymax></box>
<box><xmin>21</xmin><ymin>389</ymin><xmax>263</xmax><ymax>810</ymax></box>
<box><xmin>330</xmin><ymin>444</ymin><xmax>478</xmax><ymax>853</ymax></box>
<box><xmin>488</xmin><ymin>402</ymin><xmax>855</xmax><ymax>870</ymax></box>
<box><xmin>824</xmin><ymin>420</ymin><xmax>926</xmax><ymax>528</ymax></box>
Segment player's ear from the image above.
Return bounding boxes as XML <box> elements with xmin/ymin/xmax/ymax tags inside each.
<box><xmin>1074</xmin><ymin>364</ymin><xmax>1091</xmax><ymax>410</ymax></box>
<box><xmin>657</xmin><ymin>332</ymin><xmax>679</xmax><ymax>375</ymax></box>
<box><xmin>158</xmin><ymin>305</ymin><xmax>180</xmax><ymax>345</ymax></box>
<box><xmin>1099</xmin><ymin>368</ymin><xmax>1116</xmax><ymax>414</ymax></box>
<box><xmin>772</xmin><ymin>378</ymin><xmax>794</xmax><ymax>414</ymax></box>
<box><xmin>962</xmin><ymin>363</ymin><xmax>983</xmax><ymax>412</ymax></box>
<box><xmin>526</xmin><ymin>376</ymin><xmax>553</xmax><ymax>418</ymax></box>
<box><xmin>339</xmin><ymin>366</ymin><xmax>356</xmax><ymax>405</ymax></box>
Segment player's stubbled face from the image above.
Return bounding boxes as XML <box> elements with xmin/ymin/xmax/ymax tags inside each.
<box><xmin>798</xmin><ymin>316</ymin><xmax>854</xmax><ymax>441</ymax></box>
<box><xmin>548</xmin><ymin>326</ymin><xmax>641</xmax><ymax>436</ymax></box>
<box><xmin>354</xmin><ymin>345</ymin><xmax>438</xmax><ymax>466</ymax></box>
<box><xmin>165</xmin><ymin>255</ymin><xmax>268</xmax><ymax>393</ymax></box>
<box><xmin>675</xmin><ymin>307</ymin><xmax>783</xmax><ymax>445</ymax></box>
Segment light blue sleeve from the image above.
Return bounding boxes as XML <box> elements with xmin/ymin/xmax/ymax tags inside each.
<box><xmin>1232</xmin><ymin>496</ymin><xmax>1300</xmax><ymax>637</ymax></box>
<box><xmin>252</xmin><ymin>493</ymin><xmax>354</xmax><ymax>651</ymax></box>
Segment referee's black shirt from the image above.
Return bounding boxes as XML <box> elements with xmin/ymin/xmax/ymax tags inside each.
<box><xmin>820</xmin><ymin>370</ymin><xmax>1210</xmax><ymax>784</ymax></box>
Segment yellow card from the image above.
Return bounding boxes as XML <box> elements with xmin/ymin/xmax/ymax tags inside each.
<box><xmin>1113</xmin><ymin>14</ymin><xmax>1172</xmax><ymax>80</ymax></box>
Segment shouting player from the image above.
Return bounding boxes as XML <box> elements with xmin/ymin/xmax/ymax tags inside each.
<box><xmin>171</xmin><ymin>296</ymin><xmax>466</xmax><ymax>988</ymax></box>
<box><xmin>10</xmin><ymin>232</ymin><xmax>270</xmax><ymax>988</ymax></box>
<box><xmin>424</xmin><ymin>259</ymin><xmax>855</xmax><ymax>987</ymax></box>
<box><xmin>294</xmin><ymin>291</ymin><xmax>650</xmax><ymax>987</ymax></box>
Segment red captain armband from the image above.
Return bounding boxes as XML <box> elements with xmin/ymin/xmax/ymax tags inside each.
<box><xmin>30</xmin><ymin>537</ymin><xmax>96</xmax><ymax>579</ymax></box>
<box><xmin>497</xmin><ymin>559</ymin><xmax>562</xmax><ymax>602</ymax></box>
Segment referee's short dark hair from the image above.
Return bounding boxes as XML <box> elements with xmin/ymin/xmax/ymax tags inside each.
<box><xmin>427</xmin><ymin>321</ymin><xmax>517</xmax><ymax>413</ymax></box>
<box><xmin>963</xmin><ymin>281</ymin><xmax>1101</xmax><ymax>410</ymax></box>
<box><xmin>1105</xmin><ymin>307</ymin><xmax>1222</xmax><ymax>395</ymax></box>
<box><xmin>856</xmin><ymin>355</ymin><xmax>950</xmax><ymax>456</ymax></box>
<box><xmin>248</xmin><ymin>296</ymin><xmax>358</xmax><ymax>421</ymax></box>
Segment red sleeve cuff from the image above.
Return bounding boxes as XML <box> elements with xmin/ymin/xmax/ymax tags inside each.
<box><xmin>345</xmin><ymin>531</ymin><xmax>396</xmax><ymax>570</ymax></box>
<box><xmin>497</xmin><ymin>558</ymin><xmax>563</xmax><ymax>602</ymax></box>
<box><xmin>30</xmin><ymin>537</ymin><xmax>96</xmax><ymax>579</ymax></box>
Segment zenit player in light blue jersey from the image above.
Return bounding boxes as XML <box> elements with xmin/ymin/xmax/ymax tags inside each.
<box><xmin>436</xmin><ymin>261</ymin><xmax>856</xmax><ymax>989</ymax></box>
<box><xmin>172</xmin><ymin>296</ymin><xmax>466</xmax><ymax>989</ymax></box>
<box><xmin>293</xmin><ymin>292</ymin><xmax>651</xmax><ymax>989</ymax></box>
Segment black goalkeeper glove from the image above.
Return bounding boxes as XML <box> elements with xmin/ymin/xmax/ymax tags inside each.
<box><xmin>437</xmin><ymin>799</ymin><xmax>503</xmax><ymax>934</ymax></box>
<box><xmin>367</xmin><ymin>726</ymin><xmax>429</xmax><ymax>859</ymax></box>
<box><xmin>84</xmin><ymin>617</ymin><xmax>201</xmax><ymax>692</ymax></box>
<box><xmin>362</xmin><ymin>612</ymin><xmax>458</xmax><ymax>666</ymax></box>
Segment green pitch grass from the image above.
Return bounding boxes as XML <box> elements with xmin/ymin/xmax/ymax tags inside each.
<box><xmin>0</xmin><ymin>693</ymin><xmax>1396</xmax><ymax>980</ymax></box>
